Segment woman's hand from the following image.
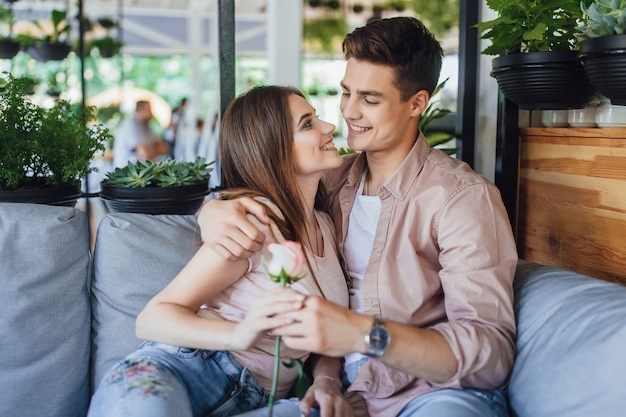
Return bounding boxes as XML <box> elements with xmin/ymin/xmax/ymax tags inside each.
<box><xmin>299</xmin><ymin>377</ymin><xmax>354</xmax><ymax>417</ymax></box>
<box><xmin>197</xmin><ymin>197</ymin><xmax>272</xmax><ymax>259</ymax></box>
<box><xmin>232</xmin><ymin>287</ymin><xmax>306</xmax><ymax>350</ymax></box>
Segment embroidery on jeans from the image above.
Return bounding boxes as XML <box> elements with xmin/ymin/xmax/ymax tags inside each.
<box><xmin>109</xmin><ymin>358</ymin><xmax>173</xmax><ymax>398</ymax></box>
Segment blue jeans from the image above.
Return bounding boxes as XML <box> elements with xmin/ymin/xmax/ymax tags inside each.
<box><xmin>233</xmin><ymin>358</ymin><xmax>509</xmax><ymax>417</ymax></box>
<box><xmin>87</xmin><ymin>342</ymin><xmax>268</xmax><ymax>417</ymax></box>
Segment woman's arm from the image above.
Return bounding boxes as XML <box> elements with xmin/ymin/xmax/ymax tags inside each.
<box><xmin>136</xmin><ymin>244</ymin><xmax>305</xmax><ymax>351</ymax></box>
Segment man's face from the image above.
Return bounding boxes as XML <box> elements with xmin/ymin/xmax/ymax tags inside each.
<box><xmin>340</xmin><ymin>58</ymin><xmax>422</xmax><ymax>156</ymax></box>
<box><xmin>138</xmin><ymin>104</ymin><xmax>153</xmax><ymax>123</ymax></box>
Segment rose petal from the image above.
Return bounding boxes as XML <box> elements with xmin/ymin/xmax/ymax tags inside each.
<box><xmin>267</xmin><ymin>241</ymin><xmax>305</xmax><ymax>277</ymax></box>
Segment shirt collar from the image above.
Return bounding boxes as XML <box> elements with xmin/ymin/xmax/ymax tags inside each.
<box><xmin>345</xmin><ymin>132</ymin><xmax>430</xmax><ymax>200</ymax></box>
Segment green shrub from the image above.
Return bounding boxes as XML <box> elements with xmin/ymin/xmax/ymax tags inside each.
<box><xmin>0</xmin><ymin>73</ymin><xmax>110</xmax><ymax>190</ymax></box>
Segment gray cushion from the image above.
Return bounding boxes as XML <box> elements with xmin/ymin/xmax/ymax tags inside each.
<box><xmin>0</xmin><ymin>203</ymin><xmax>91</xmax><ymax>417</ymax></box>
<box><xmin>90</xmin><ymin>213</ymin><xmax>200</xmax><ymax>391</ymax></box>
<box><xmin>509</xmin><ymin>260</ymin><xmax>626</xmax><ymax>417</ymax></box>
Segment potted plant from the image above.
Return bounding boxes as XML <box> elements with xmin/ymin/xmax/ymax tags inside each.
<box><xmin>0</xmin><ymin>74</ymin><xmax>110</xmax><ymax>206</ymax></box>
<box><xmin>476</xmin><ymin>0</ymin><xmax>596</xmax><ymax>110</ymax></box>
<box><xmin>19</xmin><ymin>9</ymin><xmax>72</xmax><ymax>62</ymax></box>
<box><xmin>0</xmin><ymin>3</ymin><xmax>20</xmax><ymax>59</ymax></box>
<box><xmin>100</xmin><ymin>157</ymin><xmax>213</xmax><ymax>215</ymax></box>
<box><xmin>577</xmin><ymin>0</ymin><xmax>626</xmax><ymax>105</ymax></box>
<box><xmin>86</xmin><ymin>17</ymin><xmax>123</xmax><ymax>58</ymax></box>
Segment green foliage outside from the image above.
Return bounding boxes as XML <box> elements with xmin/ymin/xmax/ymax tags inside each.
<box><xmin>103</xmin><ymin>157</ymin><xmax>213</xmax><ymax>188</ymax></box>
<box><xmin>408</xmin><ymin>0</ymin><xmax>459</xmax><ymax>37</ymax></box>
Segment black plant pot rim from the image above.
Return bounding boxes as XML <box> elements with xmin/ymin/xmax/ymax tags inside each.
<box><xmin>99</xmin><ymin>181</ymin><xmax>210</xmax><ymax>200</ymax></box>
<box><xmin>579</xmin><ymin>34</ymin><xmax>626</xmax><ymax>58</ymax></box>
<box><xmin>27</xmin><ymin>42</ymin><xmax>71</xmax><ymax>62</ymax></box>
<box><xmin>0</xmin><ymin>182</ymin><xmax>82</xmax><ymax>206</ymax></box>
<box><xmin>492</xmin><ymin>50</ymin><xmax>581</xmax><ymax>70</ymax></box>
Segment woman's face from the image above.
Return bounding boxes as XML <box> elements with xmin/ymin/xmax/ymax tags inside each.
<box><xmin>289</xmin><ymin>94</ymin><xmax>342</xmax><ymax>177</ymax></box>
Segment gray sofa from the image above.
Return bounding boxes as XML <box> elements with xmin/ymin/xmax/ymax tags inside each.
<box><xmin>1</xmin><ymin>203</ymin><xmax>625</xmax><ymax>417</ymax></box>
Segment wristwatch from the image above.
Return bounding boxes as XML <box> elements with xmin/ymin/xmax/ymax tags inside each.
<box><xmin>364</xmin><ymin>317</ymin><xmax>391</xmax><ymax>357</ymax></box>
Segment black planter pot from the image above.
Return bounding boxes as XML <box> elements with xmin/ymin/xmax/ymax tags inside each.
<box><xmin>579</xmin><ymin>34</ymin><xmax>626</xmax><ymax>106</ymax></box>
<box><xmin>0</xmin><ymin>182</ymin><xmax>82</xmax><ymax>207</ymax></box>
<box><xmin>99</xmin><ymin>182</ymin><xmax>209</xmax><ymax>215</ymax></box>
<box><xmin>491</xmin><ymin>51</ymin><xmax>596</xmax><ymax>110</ymax></box>
<box><xmin>27</xmin><ymin>42</ymin><xmax>71</xmax><ymax>62</ymax></box>
<box><xmin>0</xmin><ymin>39</ymin><xmax>20</xmax><ymax>59</ymax></box>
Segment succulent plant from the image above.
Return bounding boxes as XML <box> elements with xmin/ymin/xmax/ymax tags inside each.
<box><xmin>103</xmin><ymin>157</ymin><xmax>213</xmax><ymax>188</ymax></box>
<box><xmin>577</xmin><ymin>0</ymin><xmax>626</xmax><ymax>40</ymax></box>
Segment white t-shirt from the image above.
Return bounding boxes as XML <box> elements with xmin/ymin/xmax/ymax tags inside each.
<box><xmin>343</xmin><ymin>172</ymin><xmax>381</xmax><ymax>366</ymax></box>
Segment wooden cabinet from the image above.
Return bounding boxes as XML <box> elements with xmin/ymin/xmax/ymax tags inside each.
<box><xmin>518</xmin><ymin>127</ymin><xmax>626</xmax><ymax>285</ymax></box>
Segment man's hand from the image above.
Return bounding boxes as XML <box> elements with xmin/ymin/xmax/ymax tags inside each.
<box><xmin>273</xmin><ymin>296</ymin><xmax>369</xmax><ymax>358</ymax></box>
<box><xmin>197</xmin><ymin>197</ymin><xmax>271</xmax><ymax>259</ymax></box>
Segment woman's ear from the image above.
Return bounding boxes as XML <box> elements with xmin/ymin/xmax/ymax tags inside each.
<box><xmin>410</xmin><ymin>90</ymin><xmax>430</xmax><ymax>118</ymax></box>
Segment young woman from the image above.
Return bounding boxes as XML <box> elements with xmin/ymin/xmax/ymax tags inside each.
<box><xmin>87</xmin><ymin>86</ymin><xmax>350</xmax><ymax>417</ymax></box>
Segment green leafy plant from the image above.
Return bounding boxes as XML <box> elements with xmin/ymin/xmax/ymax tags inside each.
<box><xmin>577</xmin><ymin>0</ymin><xmax>626</xmax><ymax>39</ymax></box>
<box><xmin>0</xmin><ymin>74</ymin><xmax>110</xmax><ymax>191</ymax></box>
<box><xmin>87</xmin><ymin>35</ymin><xmax>123</xmax><ymax>57</ymax></box>
<box><xmin>475</xmin><ymin>0</ymin><xmax>593</xmax><ymax>55</ymax></box>
<box><xmin>39</xmin><ymin>9</ymin><xmax>71</xmax><ymax>44</ymax></box>
<box><xmin>103</xmin><ymin>157</ymin><xmax>213</xmax><ymax>188</ymax></box>
<box><xmin>418</xmin><ymin>78</ymin><xmax>456</xmax><ymax>155</ymax></box>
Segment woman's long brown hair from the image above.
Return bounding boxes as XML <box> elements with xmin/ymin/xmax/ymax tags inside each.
<box><xmin>219</xmin><ymin>85</ymin><xmax>329</xmax><ymax>272</ymax></box>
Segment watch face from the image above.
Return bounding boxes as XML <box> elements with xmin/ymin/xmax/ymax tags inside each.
<box><xmin>369</xmin><ymin>326</ymin><xmax>389</xmax><ymax>351</ymax></box>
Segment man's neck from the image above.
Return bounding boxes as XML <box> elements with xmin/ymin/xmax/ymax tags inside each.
<box><xmin>364</xmin><ymin>134</ymin><xmax>418</xmax><ymax>189</ymax></box>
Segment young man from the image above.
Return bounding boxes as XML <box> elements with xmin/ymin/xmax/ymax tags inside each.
<box><xmin>199</xmin><ymin>17</ymin><xmax>517</xmax><ymax>417</ymax></box>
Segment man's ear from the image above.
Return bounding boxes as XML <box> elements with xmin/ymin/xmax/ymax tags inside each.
<box><xmin>410</xmin><ymin>90</ymin><xmax>430</xmax><ymax>118</ymax></box>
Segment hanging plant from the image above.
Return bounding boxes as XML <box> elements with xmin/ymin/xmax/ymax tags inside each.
<box><xmin>85</xmin><ymin>16</ymin><xmax>124</xmax><ymax>58</ymax></box>
<box><xmin>0</xmin><ymin>3</ymin><xmax>20</xmax><ymax>59</ymax></box>
<box><xmin>19</xmin><ymin>9</ymin><xmax>72</xmax><ymax>62</ymax></box>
